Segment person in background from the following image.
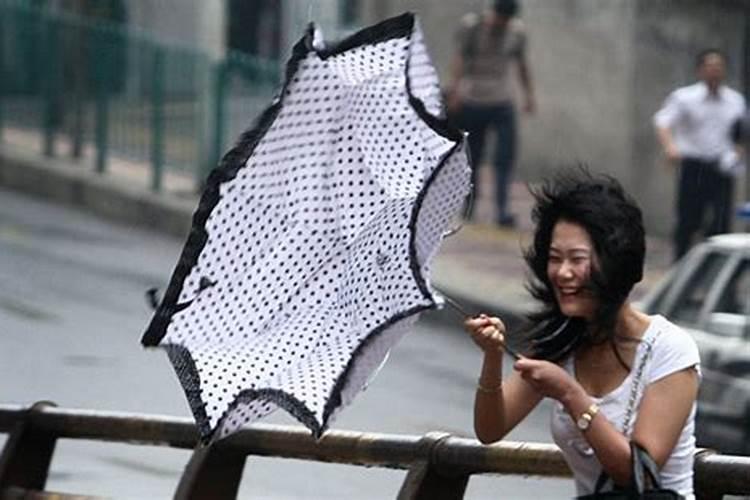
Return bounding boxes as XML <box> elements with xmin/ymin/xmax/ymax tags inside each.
<box><xmin>653</xmin><ymin>49</ymin><xmax>746</xmax><ymax>261</ymax></box>
<box><xmin>731</xmin><ymin>108</ymin><xmax>749</xmax><ymax>152</ymax></box>
<box><xmin>464</xmin><ymin>170</ymin><xmax>700</xmax><ymax>498</ymax></box>
<box><xmin>447</xmin><ymin>0</ymin><xmax>536</xmax><ymax>227</ymax></box>
<box><xmin>732</xmin><ymin>111</ymin><xmax>750</xmax><ymax>226</ymax></box>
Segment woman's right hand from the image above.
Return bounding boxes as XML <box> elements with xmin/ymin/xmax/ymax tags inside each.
<box><xmin>464</xmin><ymin>314</ymin><xmax>507</xmax><ymax>356</ymax></box>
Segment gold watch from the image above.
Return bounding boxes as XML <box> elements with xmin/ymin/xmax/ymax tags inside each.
<box><xmin>576</xmin><ymin>403</ymin><xmax>600</xmax><ymax>431</ymax></box>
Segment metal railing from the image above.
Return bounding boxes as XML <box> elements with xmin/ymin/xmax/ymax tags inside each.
<box><xmin>1</xmin><ymin>402</ymin><xmax>749</xmax><ymax>500</ymax></box>
<box><xmin>0</xmin><ymin>0</ymin><xmax>280</xmax><ymax>193</ymax></box>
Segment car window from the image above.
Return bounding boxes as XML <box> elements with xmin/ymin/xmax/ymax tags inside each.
<box><xmin>710</xmin><ymin>258</ymin><xmax>750</xmax><ymax>338</ymax></box>
<box><xmin>670</xmin><ymin>252</ymin><xmax>729</xmax><ymax>326</ymax></box>
<box><xmin>642</xmin><ymin>273</ymin><xmax>673</xmax><ymax>314</ymax></box>
<box><xmin>715</xmin><ymin>259</ymin><xmax>750</xmax><ymax>315</ymax></box>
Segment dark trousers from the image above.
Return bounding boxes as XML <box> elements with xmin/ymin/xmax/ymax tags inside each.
<box><xmin>456</xmin><ymin>102</ymin><xmax>517</xmax><ymax>221</ymax></box>
<box><xmin>674</xmin><ymin>158</ymin><xmax>734</xmax><ymax>260</ymax></box>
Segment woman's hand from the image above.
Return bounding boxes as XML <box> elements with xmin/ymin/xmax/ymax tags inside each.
<box><xmin>464</xmin><ymin>314</ymin><xmax>507</xmax><ymax>356</ymax></box>
<box><xmin>513</xmin><ymin>358</ymin><xmax>582</xmax><ymax>403</ymax></box>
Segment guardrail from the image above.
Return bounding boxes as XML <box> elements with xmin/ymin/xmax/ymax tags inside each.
<box><xmin>1</xmin><ymin>402</ymin><xmax>749</xmax><ymax>500</ymax></box>
<box><xmin>0</xmin><ymin>0</ymin><xmax>280</xmax><ymax>193</ymax></box>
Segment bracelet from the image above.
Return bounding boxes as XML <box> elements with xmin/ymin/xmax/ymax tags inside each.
<box><xmin>476</xmin><ymin>380</ymin><xmax>502</xmax><ymax>393</ymax></box>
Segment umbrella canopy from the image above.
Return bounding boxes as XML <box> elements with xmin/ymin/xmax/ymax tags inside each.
<box><xmin>142</xmin><ymin>12</ymin><xmax>471</xmax><ymax>441</ymax></box>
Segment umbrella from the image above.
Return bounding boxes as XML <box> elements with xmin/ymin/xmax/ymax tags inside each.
<box><xmin>141</xmin><ymin>12</ymin><xmax>471</xmax><ymax>441</ymax></box>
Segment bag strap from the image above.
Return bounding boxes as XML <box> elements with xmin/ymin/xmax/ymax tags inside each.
<box><xmin>632</xmin><ymin>442</ymin><xmax>663</xmax><ymax>491</ymax></box>
<box><xmin>622</xmin><ymin>327</ymin><xmax>662</xmax><ymax>436</ymax></box>
<box><xmin>592</xmin><ymin>468</ymin><xmax>611</xmax><ymax>493</ymax></box>
<box><xmin>631</xmin><ymin>441</ymin><xmax>648</xmax><ymax>493</ymax></box>
<box><xmin>592</xmin><ymin>326</ymin><xmax>663</xmax><ymax>493</ymax></box>
<box><xmin>592</xmin><ymin>442</ymin><xmax>663</xmax><ymax>495</ymax></box>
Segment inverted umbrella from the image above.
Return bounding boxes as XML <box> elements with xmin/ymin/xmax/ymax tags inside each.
<box><xmin>142</xmin><ymin>12</ymin><xmax>471</xmax><ymax>441</ymax></box>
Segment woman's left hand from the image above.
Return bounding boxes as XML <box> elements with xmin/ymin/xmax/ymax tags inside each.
<box><xmin>513</xmin><ymin>358</ymin><xmax>580</xmax><ymax>402</ymax></box>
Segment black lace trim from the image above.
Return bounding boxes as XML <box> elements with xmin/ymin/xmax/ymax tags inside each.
<box><xmin>165</xmin><ymin>345</ymin><xmax>211</xmax><ymax>438</ymax></box>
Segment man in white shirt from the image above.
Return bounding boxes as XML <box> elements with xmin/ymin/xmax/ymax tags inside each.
<box><xmin>654</xmin><ymin>49</ymin><xmax>746</xmax><ymax>260</ymax></box>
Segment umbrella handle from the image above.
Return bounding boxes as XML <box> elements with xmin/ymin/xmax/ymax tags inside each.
<box><xmin>442</xmin><ymin>293</ymin><xmax>470</xmax><ymax>317</ymax></box>
<box><xmin>436</xmin><ymin>291</ymin><xmax>522</xmax><ymax>361</ymax></box>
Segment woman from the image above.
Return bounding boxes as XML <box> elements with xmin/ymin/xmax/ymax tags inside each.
<box><xmin>464</xmin><ymin>170</ymin><xmax>700</xmax><ymax>498</ymax></box>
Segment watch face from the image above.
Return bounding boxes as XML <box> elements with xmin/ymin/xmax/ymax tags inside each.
<box><xmin>577</xmin><ymin>416</ymin><xmax>590</xmax><ymax>431</ymax></box>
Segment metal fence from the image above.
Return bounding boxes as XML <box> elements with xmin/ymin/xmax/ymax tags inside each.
<box><xmin>1</xmin><ymin>402</ymin><xmax>749</xmax><ymax>500</ymax></box>
<box><xmin>0</xmin><ymin>0</ymin><xmax>280</xmax><ymax>193</ymax></box>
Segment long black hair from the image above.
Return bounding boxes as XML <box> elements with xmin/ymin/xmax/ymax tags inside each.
<box><xmin>520</xmin><ymin>168</ymin><xmax>646</xmax><ymax>363</ymax></box>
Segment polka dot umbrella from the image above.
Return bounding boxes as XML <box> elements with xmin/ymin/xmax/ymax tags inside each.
<box><xmin>141</xmin><ymin>13</ymin><xmax>471</xmax><ymax>442</ymax></box>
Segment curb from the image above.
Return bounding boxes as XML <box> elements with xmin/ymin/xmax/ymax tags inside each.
<box><xmin>0</xmin><ymin>145</ymin><xmax>194</xmax><ymax>239</ymax></box>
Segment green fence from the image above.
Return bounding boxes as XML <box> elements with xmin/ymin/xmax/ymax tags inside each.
<box><xmin>0</xmin><ymin>0</ymin><xmax>281</xmax><ymax>192</ymax></box>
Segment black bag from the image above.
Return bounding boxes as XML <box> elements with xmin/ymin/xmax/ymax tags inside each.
<box><xmin>576</xmin><ymin>442</ymin><xmax>685</xmax><ymax>499</ymax></box>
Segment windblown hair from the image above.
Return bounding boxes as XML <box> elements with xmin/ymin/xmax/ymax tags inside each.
<box><xmin>521</xmin><ymin>168</ymin><xmax>645</xmax><ymax>362</ymax></box>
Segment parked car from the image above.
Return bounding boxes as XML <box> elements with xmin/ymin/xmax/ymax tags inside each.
<box><xmin>637</xmin><ymin>233</ymin><xmax>750</xmax><ymax>455</ymax></box>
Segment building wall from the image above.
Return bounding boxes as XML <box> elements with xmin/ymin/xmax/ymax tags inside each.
<box><xmin>518</xmin><ymin>0</ymin><xmax>637</xmax><ymax>184</ymax></box>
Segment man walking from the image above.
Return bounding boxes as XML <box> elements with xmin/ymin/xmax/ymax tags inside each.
<box><xmin>654</xmin><ymin>49</ymin><xmax>746</xmax><ymax>260</ymax></box>
<box><xmin>447</xmin><ymin>0</ymin><xmax>536</xmax><ymax>227</ymax></box>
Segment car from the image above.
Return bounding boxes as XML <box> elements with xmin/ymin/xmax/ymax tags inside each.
<box><xmin>637</xmin><ymin>233</ymin><xmax>750</xmax><ymax>455</ymax></box>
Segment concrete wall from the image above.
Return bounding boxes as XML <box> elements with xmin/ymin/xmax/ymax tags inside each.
<box><xmin>519</xmin><ymin>0</ymin><xmax>637</xmax><ymax>183</ymax></box>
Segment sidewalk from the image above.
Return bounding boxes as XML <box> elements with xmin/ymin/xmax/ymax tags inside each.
<box><xmin>0</xmin><ymin>141</ymin><xmax>674</xmax><ymax>327</ymax></box>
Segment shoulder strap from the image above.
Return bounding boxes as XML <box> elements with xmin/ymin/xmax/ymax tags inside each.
<box><xmin>589</xmin><ymin>324</ymin><xmax>665</xmax><ymax>494</ymax></box>
<box><xmin>632</xmin><ymin>442</ymin><xmax>663</xmax><ymax>490</ymax></box>
<box><xmin>592</xmin><ymin>469</ymin><xmax>610</xmax><ymax>493</ymax></box>
<box><xmin>622</xmin><ymin>327</ymin><xmax>662</xmax><ymax>436</ymax></box>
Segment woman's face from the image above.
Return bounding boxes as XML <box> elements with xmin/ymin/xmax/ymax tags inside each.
<box><xmin>546</xmin><ymin>219</ymin><xmax>599</xmax><ymax>321</ymax></box>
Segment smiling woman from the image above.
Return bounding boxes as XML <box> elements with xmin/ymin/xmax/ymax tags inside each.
<box><xmin>546</xmin><ymin>221</ymin><xmax>598</xmax><ymax>321</ymax></box>
<box><xmin>522</xmin><ymin>170</ymin><xmax>647</xmax><ymax>359</ymax></box>
<box><xmin>463</xmin><ymin>169</ymin><xmax>701</xmax><ymax>499</ymax></box>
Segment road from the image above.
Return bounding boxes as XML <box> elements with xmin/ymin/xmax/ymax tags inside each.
<box><xmin>0</xmin><ymin>188</ymin><xmax>574</xmax><ymax>499</ymax></box>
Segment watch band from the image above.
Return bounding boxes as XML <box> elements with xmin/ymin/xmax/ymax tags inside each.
<box><xmin>576</xmin><ymin>403</ymin><xmax>600</xmax><ymax>431</ymax></box>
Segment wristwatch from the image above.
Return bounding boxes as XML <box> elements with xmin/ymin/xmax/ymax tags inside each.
<box><xmin>576</xmin><ymin>403</ymin><xmax>600</xmax><ymax>431</ymax></box>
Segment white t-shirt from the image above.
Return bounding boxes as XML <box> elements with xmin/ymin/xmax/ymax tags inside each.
<box><xmin>550</xmin><ymin>315</ymin><xmax>701</xmax><ymax>498</ymax></box>
<box><xmin>653</xmin><ymin>82</ymin><xmax>746</xmax><ymax>161</ymax></box>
